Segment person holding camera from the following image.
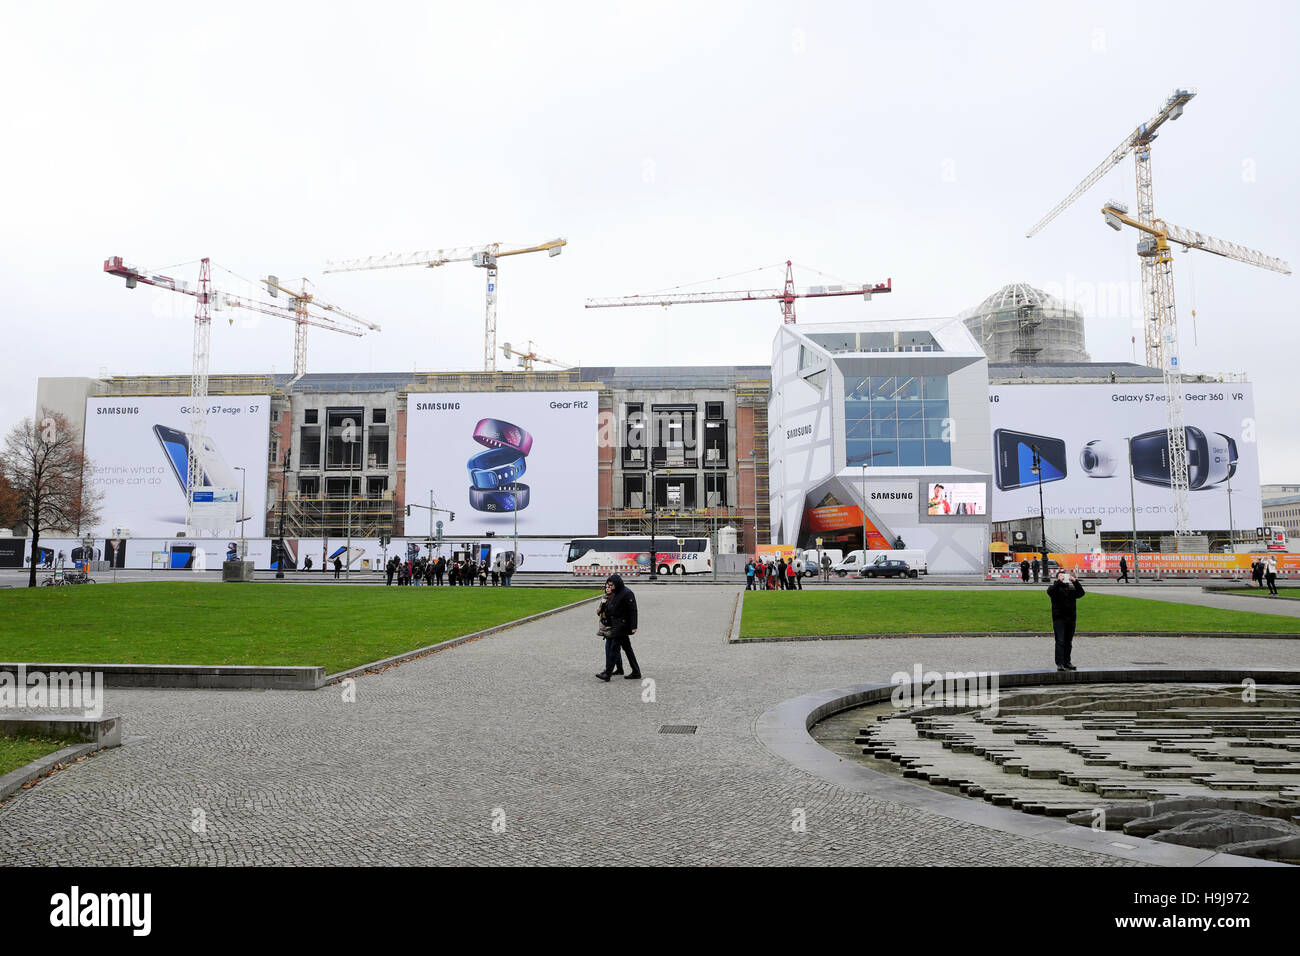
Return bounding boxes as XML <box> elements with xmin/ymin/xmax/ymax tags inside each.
<box><xmin>1046</xmin><ymin>570</ymin><xmax>1085</xmax><ymax>672</ymax></box>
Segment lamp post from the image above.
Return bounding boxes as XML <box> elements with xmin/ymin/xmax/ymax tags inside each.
<box><xmin>1127</xmin><ymin>438</ymin><xmax>1140</xmax><ymax>583</ymax></box>
<box><xmin>345</xmin><ymin>437</ymin><xmax>356</xmax><ymax>581</ymax></box>
<box><xmin>1226</xmin><ymin>458</ymin><xmax>1239</xmax><ymax>556</ymax></box>
<box><xmin>276</xmin><ymin>446</ymin><xmax>290</xmax><ymax>579</ymax></box>
<box><xmin>649</xmin><ymin>464</ymin><xmax>657</xmax><ymax>583</ymax></box>
<box><xmin>1031</xmin><ymin>444</ymin><xmax>1048</xmax><ymax>579</ymax></box>
<box><xmin>860</xmin><ymin>462</ymin><xmax>867</xmax><ymax>557</ymax></box>
<box><xmin>233</xmin><ymin>465</ymin><xmax>246</xmax><ymax>562</ymax></box>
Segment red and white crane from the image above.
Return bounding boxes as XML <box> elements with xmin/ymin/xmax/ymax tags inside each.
<box><xmin>585</xmin><ymin>260</ymin><xmax>890</xmax><ymax>324</ymax></box>
<box><xmin>103</xmin><ymin>255</ymin><xmax>378</xmax><ymax>532</ymax></box>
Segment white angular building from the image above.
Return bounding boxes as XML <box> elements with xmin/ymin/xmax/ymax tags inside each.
<box><xmin>768</xmin><ymin>318</ymin><xmax>993</xmax><ymax>573</ymax></box>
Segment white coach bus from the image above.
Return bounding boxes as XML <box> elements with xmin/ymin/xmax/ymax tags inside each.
<box><xmin>565</xmin><ymin>536</ymin><xmax>713</xmax><ymax>575</ymax></box>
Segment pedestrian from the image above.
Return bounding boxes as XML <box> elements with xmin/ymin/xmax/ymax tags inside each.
<box><xmin>504</xmin><ymin>557</ymin><xmax>516</xmax><ymax>586</ymax></box>
<box><xmin>821</xmin><ymin>553</ymin><xmax>832</xmax><ymax>581</ymax></box>
<box><xmin>793</xmin><ymin>556</ymin><xmax>805</xmax><ymax>590</ymax></box>
<box><xmin>1046</xmin><ymin>569</ymin><xmax>1085</xmax><ymax>672</ymax></box>
<box><xmin>386</xmin><ymin>557</ymin><xmax>395</xmax><ymax>586</ymax></box>
<box><xmin>303</xmin><ymin>555</ymin><xmax>313</xmax><ymax>573</ymax></box>
<box><xmin>435</xmin><ymin>556</ymin><xmax>445</xmax><ymax>586</ymax></box>
<box><xmin>1265</xmin><ymin>557</ymin><xmax>1279</xmax><ymax>596</ymax></box>
<box><xmin>1118</xmin><ymin>555</ymin><xmax>1129</xmax><ymax>583</ymax></box>
<box><xmin>785</xmin><ymin>560</ymin><xmax>796</xmax><ymax>590</ymax></box>
<box><xmin>594</xmin><ymin>590</ymin><xmax>624</xmax><ymax>677</ymax></box>
<box><xmin>745</xmin><ymin>560</ymin><xmax>755</xmax><ymax>590</ymax></box>
<box><xmin>479</xmin><ymin>560</ymin><xmax>488</xmax><ymax>587</ymax></box>
<box><xmin>333</xmin><ymin>555</ymin><xmax>343</xmax><ymax>579</ymax></box>
<box><xmin>1252</xmin><ymin>560</ymin><xmax>1265</xmax><ymax>589</ymax></box>
<box><xmin>1031</xmin><ymin>557</ymin><xmax>1041</xmax><ymax>584</ymax></box>
<box><xmin>595</xmin><ymin>573</ymin><xmax>640</xmax><ymax>682</ymax></box>
<box><xmin>1020</xmin><ymin>559</ymin><xmax>1030</xmax><ymax>583</ymax></box>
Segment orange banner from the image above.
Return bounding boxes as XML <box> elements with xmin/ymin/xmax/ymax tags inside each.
<box><xmin>805</xmin><ymin>505</ymin><xmax>862</xmax><ymax>532</ymax></box>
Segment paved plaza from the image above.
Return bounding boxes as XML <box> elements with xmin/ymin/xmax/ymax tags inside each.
<box><xmin>1</xmin><ymin>585</ymin><xmax>1297</xmax><ymax>866</ymax></box>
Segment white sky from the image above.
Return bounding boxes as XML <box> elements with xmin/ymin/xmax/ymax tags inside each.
<box><xmin>1</xmin><ymin>1</ymin><xmax>1296</xmax><ymax>478</ymax></box>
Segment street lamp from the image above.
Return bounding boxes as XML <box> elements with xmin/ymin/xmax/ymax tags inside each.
<box><xmin>1031</xmin><ymin>444</ymin><xmax>1048</xmax><ymax>580</ymax></box>
<box><xmin>1226</xmin><ymin>458</ymin><xmax>1239</xmax><ymax>556</ymax></box>
<box><xmin>649</xmin><ymin>463</ymin><xmax>658</xmax><ymax>583</ymax></box>
<box><xmin>233</xmin><ymin>465</ymin><xmax>246</xmax><ymax>562</ymax></box>
<box><xmin>276</xmin><ymin>446</ymin><xmax>290</xmax><ymax>579</ymax></box>
<box><xmin>860</xmin><ymin>462</ymin><xmax>867</xmax><ymax>557</ymax></box>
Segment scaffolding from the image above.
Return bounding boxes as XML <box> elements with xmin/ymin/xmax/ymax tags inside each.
<box><xmin>268</xmin><ymin>492</ymin><xmax>396</xmax><ymax>538</ymax></box>
<box><xmin>961</xmin><ymin>283</ymin><xmax>1090</xmax><ymax>364</ymax></box>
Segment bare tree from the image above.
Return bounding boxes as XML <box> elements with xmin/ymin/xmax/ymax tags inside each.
<box><xmin>2</xmin><ymin>410</ymin><xmax>103</xmax><ymax>587</ymax></box>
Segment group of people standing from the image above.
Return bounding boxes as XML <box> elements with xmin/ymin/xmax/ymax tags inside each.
<box><xmin>1251</xmin><ymin>557</ymin><xmax>1280</xmax><ymax>595</ymax></box>
<box><xmin>744</xmin><ymin>556</ymin><xmax>804</xmax><ymax>590</ymax></box>
<box><xmin>1018</xmin><ymin>557</ymin><xmax>1044</xmax><ymax>583</ymax></box>
<box><xmin>385</xmin><ymin>554</ymin><xmax>516</xmax><ymax>587</ymax></box>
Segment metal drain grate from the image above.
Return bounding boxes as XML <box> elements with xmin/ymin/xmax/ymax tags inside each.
<box><xmin>658</xmin><ymin>725</ymin><xmax>698</xmax><ymax>735</ymax></box>
<box><xmin>1131</xmin><ymin>661</ymin><xmax>1169</xmax><ymax>665</ymax></box>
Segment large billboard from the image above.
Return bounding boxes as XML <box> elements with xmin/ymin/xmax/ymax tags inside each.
<box><xmin>405</xmin><ymin>392</ymin><xmax>598</xmax><ymax>537</ymax></box>
<box><xmin>989</xmin><ymin>383</ymin><xmax>1261</xmax><ymax>531</ymax></box>
<box><xmin>83</xmin><ymin>396</ymin><xmax>271</xmax><ymax>538</ymax></box>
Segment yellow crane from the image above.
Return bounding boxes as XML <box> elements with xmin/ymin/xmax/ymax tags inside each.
<box><xmin>262</xmin><ymin>275</ymin><xmax>381</xmax><ymax>382</ymax></box>
<box><xmin>324</xmin><ymin>238</ymin><xmax>566</xmax><ymax>372</ymax></box>
<box><xmin>1027</xmin><ymin>88</ymin><xmax>1289</xmax><ymax>537</ymax></box>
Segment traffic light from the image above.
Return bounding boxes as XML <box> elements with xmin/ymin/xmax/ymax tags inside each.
<box><xmin>405</xmin><ymin>505</ymin><xmax>411</xmax><ymax>517</ymax></box>
<box><xmin>450</xmin><ymin>512</ymin><xmax>455</xmax><ymax>522</ymax></box>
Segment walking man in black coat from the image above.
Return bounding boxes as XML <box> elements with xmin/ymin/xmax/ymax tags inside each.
<box><xmin>1118</xmin><ymin>555</ymin><xmax>1129</xmax><ymax>583</ymax></box>
<box><xmin>1020</xmin><ymin>559</ymin><xmax>1031</xmax><ymax>583</ymax></box>
<box><xmin>1046</xmin><ymin>570</ymin><xmax>1085</xmax><ymax>672</ymax></box>
<box><xmin>596</xmin><ymin>573</ymin><xmax>641</xmax><ymax>682</ymax></box>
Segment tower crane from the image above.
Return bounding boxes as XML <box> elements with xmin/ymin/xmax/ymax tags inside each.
<box><xmin>500</xmin><ymin>340</ymin><xmax>571</xmax><ymax>371</ymax></box>
<box><xmin>103</xmin><ymin>255</ymin><xmax>378</xmax><ymax>533</ymax></box>
<box><xmin>1025</xmin><ymin>88</ymin><xmax>1288</xmax><ymax>538</ymax></box>
<box><xmin>585</xmin><ymin>260</ymin><xmax>891</xmax><ymax>323</ymax></box>
<box><xmin>263</xmin><ymin>275</ymin><xmax>382</xmax><ymax>381</ymax></box>
<box><xmin>324</xmin><ymin>238</ymin><xmax>566</xmax><ymax>372</ymax></box>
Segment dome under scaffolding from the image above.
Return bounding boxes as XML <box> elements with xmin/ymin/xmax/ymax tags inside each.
<box><xmin>960</xmin><ymin>282</ymin><xmax>1090</xmax><ymax>364</ymax></box>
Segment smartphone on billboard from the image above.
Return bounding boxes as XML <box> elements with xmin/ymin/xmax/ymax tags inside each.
<box><xmin>329</xmin><ymin>546</ymin><xmax>366</xmax><ymax>567</ymax></box>
<box><xmin>153</xmin><ymin>425</ymin><xmax>249</xmax><ymax>522</ymax></box>
<box><xmin>994</xmin><ymin>429</ymin><xmax>1068</xmax><ymax>491</ymax></box>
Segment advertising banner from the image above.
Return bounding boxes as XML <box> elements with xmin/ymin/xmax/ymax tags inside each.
<box><xmin>1006</xmin><ymin>551</ymin><xmax>1300</xmax><ymax>577</ymax></box>
<box><xmin>83</xmin><ymin>397</ymin><xmax>271</xmax><ymax>538</ymax></box>
<box><xmin>927</xmin><ymin>482</ymin><xmax>986</xmax><ymax>516</ymax></box>
<box><xmin>405</xmin><ymin>392</ymin><xmax>598</xmax><ymax>537</ymax></box>
<box><xmin>989</xmin><ymin>383</ymin><xmax>1261</xmax><ymax>531</ymax></box>
<box><xmin>805</xmin><ymin>505</ymin><xmax>863</xmax><ymax>532</ymax></box>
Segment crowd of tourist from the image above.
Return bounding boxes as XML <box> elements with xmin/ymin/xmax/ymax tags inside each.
<box><xmin>743</xmin><ymin>555</ymin><xmax>805</xmax><ymax>590</ymax></box>
<box><xmin>385</xmin><ymin>554</ymin><xmax>517</xmax><ymax>587</ymax></box>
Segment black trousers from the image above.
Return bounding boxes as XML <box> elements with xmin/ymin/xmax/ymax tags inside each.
<box><xmin>1052</xmin><ymin>616</ymin><xmax>1076</xmax><ymax>667</ymax></box>
<box><xmin>605</xmin><ymin>633</ymin><xmax>639</xmax><ymax>675</ymax></box>
<box><xmin>1266</xmin><ymin>573</ymin><xmax>1278</xmax><ymax>595</ymax></box>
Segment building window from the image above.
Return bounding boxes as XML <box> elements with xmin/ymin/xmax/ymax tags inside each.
<box><xmin>844</xmin><ymin>375</ymin><xmax>950</xmax><ymax>468</ymax></box>
<box><xmin>298</xmin><ymin>476</ymin><xmax>319</xmax><ymax>495</ymax></box>
<box><xmin>326</xmin><ymin>408</ymin><xmax>364</xmax><ymax>469</ymax></box>
<box><xmin>367</xmin><ymin>426</ymin><xmax>389</xmax><ymax>468</ymax></box>
<box><xmin>367</xmin><ymin>476</ymin><xmax>388</xmax><ymax>497</ymax></box>
<box><xmin>305</xmin><ymin>409</ymin><xmax>318</xmax><ymax>424</ymax></box>
<box><xmin>623</xmin><ymin>403</ymin><xmax>646</xmax><ymax>467</ymax></box>
<box><xmin>704</xmin><ymin>420</ymin><xmax>727</xmax><ymax>465</ymax></box>
<box><xmin>299</xmin><ymin>425</ymin><xmax>321</xmax><ymax>470</ymax></box>
<box><xmin>624</xmin><ymin>474</ymin><xmax>645</xmax><ymax>509</ymax></box>
<box><xmin>705</xmin><ymin>401</ymin><xmax>724</xmax><ymax>419</ymax></box>
<box><xmin>705</xmin><ymin>472</ymin><xmax>726</xmax><ymax>506</ymax></box>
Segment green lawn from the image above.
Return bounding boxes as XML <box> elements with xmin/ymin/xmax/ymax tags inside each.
<box><xmin>739</xmin><ymin>590</ymin><xmax>1300</xmax><ymax>638</ymax></box>
<box><xmin>0</xmin><ymin>582</ymin><xmax>598</xmax><ymax>673</ymax></box>
<box><xmin>0</xmin><ymin>734</ymin><xmax>80</xmax><ymax>777</ymax></box>
<box><xmin>1217</xmin><ymin>587</ymin><xmax>1300</xmax><ymax>601</ymax></box>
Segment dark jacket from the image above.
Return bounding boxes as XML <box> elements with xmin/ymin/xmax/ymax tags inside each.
<box><xmin>604</xmin><ymin>574</ymin><xmax>638</xmax><ymax>637</ymax></box>
<box><xmin>1046</xmin><ymin>578</ymin><xmax>1085</xmax><ymax>620</ymax></box>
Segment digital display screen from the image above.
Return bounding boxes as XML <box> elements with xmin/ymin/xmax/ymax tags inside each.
<box><xmin>927</xmin><ymin>482</ymin><xmax>986</xmax><ymax>516</ymax></box>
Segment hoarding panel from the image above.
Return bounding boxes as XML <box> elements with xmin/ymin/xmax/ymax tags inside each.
<box><xmin>989</xmin><ymin>383</ymin><xmax>1261</xmax><ymax>532</ymax></box>
<box><xmin>405</xmin><ymin>392</ymin><xmax>598</xmax><ymax>537</ymax></box>
<box><xmin>84</xmin><ymin>396</ymin><xmax>271</xmax><ymax>538</ymax></box>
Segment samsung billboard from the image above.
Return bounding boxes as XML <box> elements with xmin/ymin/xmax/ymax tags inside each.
<box><xmin>405</xmin><ymin>392</ymin><xmax>598</xmax><ymax>537</ymax></box>
<box><xmin>83</xmin><ymin>396</ymin><xmax>271</xmax><ymax>538</ymax></box>
<box><xmin>988</xmin><ymin>383</ymin><xmax>1261</xmax><ymax>531</ymax></box>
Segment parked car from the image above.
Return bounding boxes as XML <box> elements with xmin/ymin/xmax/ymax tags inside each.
<box><xmin>860</xmin><ymin>559</ymin><xmax>916</xmax><ymax>579</ymax></box>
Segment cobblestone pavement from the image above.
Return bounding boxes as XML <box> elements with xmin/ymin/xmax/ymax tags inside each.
<box><xmin>2</xmin><ymin>586</ymin><xmax>1296</xmax><ymax>866</ymax></box>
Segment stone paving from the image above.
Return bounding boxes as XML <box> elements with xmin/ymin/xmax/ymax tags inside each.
<box><xmin>2</xmin><ymin>586</ymin><xmax>1298</xmax><ymax>866</ymax></box>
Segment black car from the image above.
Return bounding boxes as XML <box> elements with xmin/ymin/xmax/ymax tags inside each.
<box><xmin>860</xmin><ymin>559</ymin><xmax>916</xmax><ymax>579</ymax></box>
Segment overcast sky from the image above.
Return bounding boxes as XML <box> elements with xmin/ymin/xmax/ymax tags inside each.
<box><xmin>2</xmin><ymin>1</ymin><xmax>1296</xmax><ymax>479</ymax></box>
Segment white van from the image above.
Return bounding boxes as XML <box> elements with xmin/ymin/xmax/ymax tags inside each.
<box><xmin>800</xmin><ymin>548</ymin><xmax>843</xmax><ymax>576</ymax></box>
<box><xmin>834</xmin><ymin>549</ymin><xmax>929</xmax><ymax>576</ymax></box>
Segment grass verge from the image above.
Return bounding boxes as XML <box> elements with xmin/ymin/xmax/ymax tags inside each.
<box><xmin>0</xmin><ymin>734</ymin><xmax>81</xmax><ymax>777</ymax></box>
<box><xmin>739</xmin><ymin>589</ymin><xmax>1300</xmax><ymax>638</ymax></box>
<box><xmin>0</xmin><ymin>582</ymin><xmax>598</xmax><ymax>673</ymax></box>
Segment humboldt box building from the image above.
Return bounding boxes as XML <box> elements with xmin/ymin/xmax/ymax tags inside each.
<box><xmin>24</xmin><ymin>296</ymin><xmax>1263</xmax><ymax>574</ymax></box>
